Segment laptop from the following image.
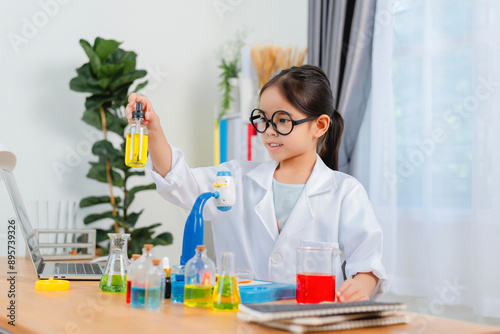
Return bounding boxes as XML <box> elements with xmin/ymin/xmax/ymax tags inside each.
<box><xmin>1</xmin><ymin>168</ymin><xmax>104</xmax><ymax>280</ymax></box>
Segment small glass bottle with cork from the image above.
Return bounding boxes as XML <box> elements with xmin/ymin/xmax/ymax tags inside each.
<box><xmin>131</xmin><ymin>244</ymin><xmax>154</xmax><ymax>308</ymax></box>
<box><xmin>146</xmin><ymin>259</ymin><xmax>165</xmax><ymax>312</ymax></box>
<box><xmin>184</xmin><ymin>245</ymin><xmax>216</xmax><ymax>308</ymax></box>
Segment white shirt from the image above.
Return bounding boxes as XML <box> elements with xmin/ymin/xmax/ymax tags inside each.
<box><xmin>148</xmin><ymin>144</ymin><xmax>388</xmax><ymax>297</ymax></box>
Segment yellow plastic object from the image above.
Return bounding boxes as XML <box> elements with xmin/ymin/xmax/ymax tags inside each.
<box><xmin>36</xmin><ymin>277</ymin><xmax>70</xmax><ymax>291</ymax></box>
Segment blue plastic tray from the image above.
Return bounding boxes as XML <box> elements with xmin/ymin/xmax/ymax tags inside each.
<box><xmin>238</xmin><ymin>280</ymin><xmax>296</xmax><ymax>304</ymax></box>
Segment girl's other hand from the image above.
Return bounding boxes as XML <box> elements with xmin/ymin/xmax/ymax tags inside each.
<box><xmin>336</xmin><ymin>278</ymin><xmax>370</xmax><ymax>302</ymax></box>
<box><xmin>126</xmin><ymin>93</ymin><xmax>161</xmax><ymax>131</ymax></box>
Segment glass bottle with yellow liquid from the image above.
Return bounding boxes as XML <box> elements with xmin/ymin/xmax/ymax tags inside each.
<box><xmin>184</xmin><ymin>245</ymin><xmax>215</xmax><ymax>308</ymax></box>
<box><xmin>125</xmin><ymin>101</ymin><xmax>148</xmax><ymax>167</ymax></box>
<box><xmin>213</xmin><ymin>252</ymin><xmax>240</xmax><ymax>311</ymax></box>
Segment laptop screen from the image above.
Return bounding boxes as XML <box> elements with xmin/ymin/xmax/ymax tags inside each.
<box><xmin>1</xmin><ymin>169</ymin><xmax>43</xmax><ymax>269</ymax></box>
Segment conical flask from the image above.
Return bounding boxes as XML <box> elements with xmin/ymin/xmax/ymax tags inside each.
<box><xmin>99</xmin><ymin>233</ymin><xmax>130</xmax><ymax>293</ymax></box>
<box><xmin>212</xmin><ymin>252</ymin><xmax>240</xmax><ymax>310</ymax></box>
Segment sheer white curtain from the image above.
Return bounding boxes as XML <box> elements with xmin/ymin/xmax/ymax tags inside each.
<box><xmin>352</xmin><ymin>0</ymin><xmax>500</xmax><ymax>317</ymax></box>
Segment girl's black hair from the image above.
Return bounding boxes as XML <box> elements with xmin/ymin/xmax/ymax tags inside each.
<box><xmin>260</xmin><ymin>65</ymin><xmax>344</xmax><ymax>170</ymax></box>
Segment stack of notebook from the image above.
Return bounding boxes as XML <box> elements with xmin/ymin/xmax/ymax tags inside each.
<box><xmin>237</xmin><ymin>301</ymin><xmax>408</xmax><ymax>333</ymax></box>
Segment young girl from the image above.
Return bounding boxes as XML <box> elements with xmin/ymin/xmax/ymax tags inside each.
<box><xmin>126</xmin><ymin>65</ymin><xmax>387</xmax><ymax>302</ymax></box>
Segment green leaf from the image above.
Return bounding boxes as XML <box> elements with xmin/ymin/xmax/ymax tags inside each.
<box><xmin>92</xmin><ymin>140</ymin><xmax>124</xmax><ymax>163</ymax></box>
<box><xmin>113</xmin><ymin>86</ymin><xmax>131</xmax><ymax>108</ymax></box>
<box><xmin>124</xmin><ymin>210</ymin><xmax>144</xmax><ymax>228</ymax></box>
<box><xmin>94</xmin><ymin>37</ymin><xmax>122</xmax><ymax>62</ymax></box>
<box><xmin>112</xmin><ymin>161</ymin><xmax>130</xmax><ymax>172</ymax></box>
<box><xmin>125</xmin><ymin>170</ymin><xmax>145</xmax><ymax>178</ymax></box>
<box><xmin>85</xmin><ymin>95</ymin><xmax>115</xmax><ymax>110</ymax></box>
<box><xmin>79</xmin><ymin>39</ymin><xmax>101</xmax><ymax>74</ymax></box>
<box><xmin>96</xmin><ymin>228</ymin><xmax>115</xmax><ymax>243</ymax></box>
<box><xmin>125</xmin><ymin>183</ymin><xmax>156</xmax><ymax>208</ymax></box>
<box><xmin>96</xmin><ymin>78</ymin><xmax>111</xmax><ymax>89</ymax></box>
<box><xmin>110</xmin><ymin>70</ymin><xmax>147</xmax><ymax>90</ymax></box>
<box><xmin>76</xmin><ymin>62</ymin><xmax>93</xmax><ymax>77</ymax></box>
<box><xmin>154</xmin><ymin>232</ymin><xmax>173</xmax><ymax>245</ymax></box>
<box><xmin>69</xmin><ymin>76</ymin><xmax>106</xmax><ymax>94</ymax></box>
<box><xmin>87</xmin><ymin>162</ymin><xmax>124</xmax><ymax>187</ymax></box>
<box><xmin>83</xmin><ymin>211</ymin><xmax>124</xmax><ymax>225</ymax></box>
<box><xmin>133</xmin><ymin>80</ymin><xmax>149</xmax><ymax>93</ymax></box>
<box><xmin>122</xmin><ymin>52</ymin><xmax>137</xmax><ymax>74</ymax></box>
<box><xmin>80</xmin><ymin>195</ymin><xmax>121</xmax><ymax>208</ymax></box>
<box><xmin>81</xmin><ymin>107</ymin><xmax>127</xmax><ymax>135</ymax></box>
<box><xmin>97</xmin><ymin>63</ymin><xmax>124</xmax><ymax>80</ymax></box>
<box><xmin>130</xmin><ymin>223</ymin><xmax>161</xmax><ymax>239</ymax></box>
<box><xmin>81</xmin><ymin>107</ymin><xmax>101</xmax><ymax>130</ymax></box>
<box><xmin>106</xmin><ymin>48</ymin><xmax>126</xmax><ymax>65</ymax></box>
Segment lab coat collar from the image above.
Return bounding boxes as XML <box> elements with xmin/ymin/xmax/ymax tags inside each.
<box><xmin>247</xmin><ymin>160</ymin><xmax>279</xmax><ymax>190</ymax></box>
<box><xmin>246</xmin><ymin>155</ymin><xmax>337</xmax><ymax>193</ymax></box>
<box><xmin>306</xmin><ymin>155</ymin><xmax>338</xmax><ymax>195</ymax></box>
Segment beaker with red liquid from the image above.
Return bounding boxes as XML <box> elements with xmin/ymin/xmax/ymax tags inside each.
<box><xmin>296</xmin><ymin>247</ymin><xmax>341</xmax><ymax>304</ymax></box>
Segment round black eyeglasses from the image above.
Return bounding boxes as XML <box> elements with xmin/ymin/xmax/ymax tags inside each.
<box><xmin>249</xmin><ymin>109</ymin><xmax>316</xmax><ymax>136</ymax></box>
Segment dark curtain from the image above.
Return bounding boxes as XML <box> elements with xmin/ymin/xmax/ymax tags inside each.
<box><xmin>308</xmin><ymin>0</ymin><xmax>377</xmax><ymax>173</ymax></box>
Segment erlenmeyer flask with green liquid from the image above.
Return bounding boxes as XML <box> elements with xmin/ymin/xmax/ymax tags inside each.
<box><xmin>99</xmin><ymin>233</ymin><xmax>130</xmax><ymax>293</ymax></box>
<box><xmin>212</xmin><ymin>252</ymin><xmax>240</xmax><ymax>311</ymax></box>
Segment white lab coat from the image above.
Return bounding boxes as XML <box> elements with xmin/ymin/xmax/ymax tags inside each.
<box><xmin>148</xmin><ymin>144</ymin><xmax>387</xmax><ymax>297</ymax></box>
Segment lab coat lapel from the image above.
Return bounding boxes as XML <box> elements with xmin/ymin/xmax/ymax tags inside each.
<box><xmin>247</xmin><ymin>160</ymin><xmax>280</xmax><ymax>242</ymax></box>
<box><xmin>274</xmin><ymin>156</ymin><xmax>337</xmax><ymax>249</ymax></box>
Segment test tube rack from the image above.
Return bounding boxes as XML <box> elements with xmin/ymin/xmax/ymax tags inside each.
<box><xmin>34</xmin><ymin>229</ymin><xmax>96</xmax><ymax>260</ymax></box>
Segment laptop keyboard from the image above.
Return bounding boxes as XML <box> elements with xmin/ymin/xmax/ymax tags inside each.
<box><xmin>58</xmin><ymin>262</ymin><xmax>102</xmax><ymax>275</ymax></box>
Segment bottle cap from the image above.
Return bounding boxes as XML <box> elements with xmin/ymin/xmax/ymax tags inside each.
<box><xmin>196</xmin><ymin>245</ymin><xmax>206</xmax><ymax>252</ymax></box>
<box><xmin>35</xmin><ymin>277</ymin><xmax>70</xmax><ymax>291</ymax></box>
<box><xmin>152</xmin><ymin>259</ymin><xmax>161</xmax><ymax>266</ymax></box>
<box><xmin>144</xmin><ymin>244</ymin><xmax>153</xmax><ymax>250</ymax></box>
<box><xmin>132</xmin><ymin>254</ymin><xmax>141</xmax><ymax>261</ymax></box>
<box><xmin>132</xmin><ymin>101</ymin><xmax>145</xmax><ymax>119</ymax></box>
<box><xmin>163</xmin><ymin>256</ymin><xmax>170</xmax><ymax>269</ymax></box>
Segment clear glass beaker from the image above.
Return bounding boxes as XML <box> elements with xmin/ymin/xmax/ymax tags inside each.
<box><xmin>296</xmin><ymin>247</ymin><xmax>341</xmax><ymax>304</ymax></box>
<box><xmin>99</xmin><ymin>233</ymin><xmax>130</xmax><ymax>293</ymax></box>
<box><xmin>171</xmin><ymin>264</ymin><xmax>185</xmax><ymax>303</ymax></box>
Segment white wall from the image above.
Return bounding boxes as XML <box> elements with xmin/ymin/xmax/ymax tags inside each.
<box><xmin>0</xmin><ymin>0</ymin><xmax>308</xmax><ymax>263</ymax></box>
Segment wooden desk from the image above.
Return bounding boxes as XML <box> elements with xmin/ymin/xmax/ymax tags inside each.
<box><xmin>1</xmin><ymin>258</ymin><xmax>499</xmax><ymax>334</ymax></box>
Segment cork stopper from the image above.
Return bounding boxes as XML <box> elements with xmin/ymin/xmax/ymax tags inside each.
<box><xmin>196</xmin><ymin>245</ymin><xmax>206</xmax><ymax>252</ymax></box>
<box><xmin>144</xmin><ymin>244</ymin><xmax>153</xmax><ymax>251</ymax></box>
<box><xmin>131</xmin><ymin>254</ymin><xmax>141</xmax><ymax>261</ymax></box>
<box><xmin>152</xmin><ymin>259</ymin><xmax>161</xmax><ymax>266</ymax></box>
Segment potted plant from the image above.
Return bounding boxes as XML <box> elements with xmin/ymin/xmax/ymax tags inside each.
<box><xmin>69</xmin><ymin>37</ymin><xmax>173</xmax><ymax>256</ymax></box>
<box><xmin>216</xmin><ymin>30</ymin><xmax>247</xmax><ymax>123</ymax></box>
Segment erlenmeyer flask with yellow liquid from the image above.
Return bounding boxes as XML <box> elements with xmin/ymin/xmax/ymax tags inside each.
<box><xmin>125</xmin><ymin>101</ymin><xmax>148</xmax><ymax>167</ymax></box>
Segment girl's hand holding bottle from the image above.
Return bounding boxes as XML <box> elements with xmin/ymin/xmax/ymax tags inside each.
<box><xmin>126</xmin><ymin>93</ymin><xmax>161</xmax><ymax>132</ymax></box>
<box><xmin>126</xmin><ymin>93</ymin><xmax>173</xmax><ymax>178</ymax></box>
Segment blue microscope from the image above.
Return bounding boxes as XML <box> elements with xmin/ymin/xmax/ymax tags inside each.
<box><xmin>179</xmin><ymin>171</ymin><xmax>235</xmax><ymax>265</ymax></box>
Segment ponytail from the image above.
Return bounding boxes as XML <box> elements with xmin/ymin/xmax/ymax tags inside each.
<box><xmin>319</xmin><ymin>109</ymin><xmax>344</xmax><ymax>170</ymax></box>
